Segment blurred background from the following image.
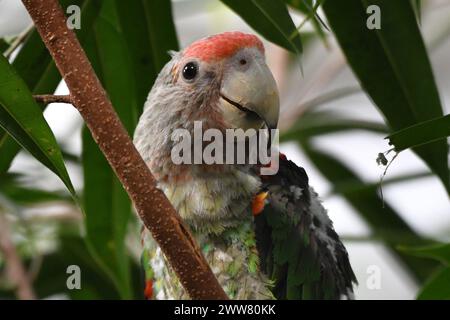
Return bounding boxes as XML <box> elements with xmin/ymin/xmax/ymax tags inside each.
<box><xmin>0</xmin><ymin>0</ymin><xmax>449</xmax><ymax>299</ymax></box>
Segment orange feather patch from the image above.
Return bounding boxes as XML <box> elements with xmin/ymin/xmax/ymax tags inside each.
<box><xmin>144</xmin><ymin>279</ymin><xmax>153</xmax><ymax>300</ymax></box>
<box><xmin>252</xmin><ymin>191</ymin><xmax>268</xmax><ymax>216</ymax></box>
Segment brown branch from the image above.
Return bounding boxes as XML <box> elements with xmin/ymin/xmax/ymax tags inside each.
<box><xmin>22</xmin><ymin>0</ymin><xmax>228</xmax><ymax>300</ymax></box>
<box><xmin>34</xmin><ymin>94</ymin><xmax>72</xmax><ymax>105</ymax></box>
<box><xmin>0</xmin><ymin>213</ymin><xmax>36</xmax><ymax>300</ymax></box>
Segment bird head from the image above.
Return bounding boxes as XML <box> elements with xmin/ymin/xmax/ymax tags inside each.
<box><xmin>134</xmin><ymin>32</ymin><xmax>280</xmax><ymax>179</ymax></box>
<box><xmin>178</xmin><ymin>31</ymin><xmax>279</xmax><ymax>131</ymax></box>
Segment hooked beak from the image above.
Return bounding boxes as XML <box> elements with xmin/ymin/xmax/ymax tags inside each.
<box><xmin>219</xmin><ymin>58</ymin><xmax>279</xmax><ymax>131</ymax></box>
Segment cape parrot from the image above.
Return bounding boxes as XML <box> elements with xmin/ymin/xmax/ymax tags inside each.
<box><xmin>134</xmin><ymin>31</ymin><xmax>357</xmax><ymax>300</ymax></box>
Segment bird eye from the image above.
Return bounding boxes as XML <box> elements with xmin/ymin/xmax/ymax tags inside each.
<box><xmin>239</xmin><ymin>59</ymin><xmax>247</xmax><ymax>65</ymax></box>
<box><xmin>182</xmin><ymin>62</ymin><xmax>198</xmax><ymax>81</ymax></box>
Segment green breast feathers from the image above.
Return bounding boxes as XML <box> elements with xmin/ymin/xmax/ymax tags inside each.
<box><xmin>141</xmin><ymin>157</ymin><xmax>357</xmax><ymax>300</ymax></box>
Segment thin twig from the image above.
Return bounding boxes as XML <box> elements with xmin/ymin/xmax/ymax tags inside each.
<box><xmin>33</xmin><ymin>94</ymin><xmax>72</xmax><ymax>105</ymax></box>
<box><xmin>378</xmin><ymin>149</ymin><xmax>399</xmax><ymax>208</ymax></box>
<box><xmin>0</xmin><ymin>212</ymin><xmax>36</xmax><ymax>300</ymax></box>
<box><xmin>280</xmin><ymin>48</ymin><xmax>346</xmax><ymax>131</ymax></box>
<box><xmin>22</xmin><ymin>0</ymin><xmax>227</xmax><ymax>300</ymax></box>
<box><xmin>291</xmin><ymin>86</ymin><xmax>361</xmax><ymax>116</ymax></box>
<box><xmin>4</xmin><ymin>24</ymin><xmax>34</xmax><ymax>59</ymax></box>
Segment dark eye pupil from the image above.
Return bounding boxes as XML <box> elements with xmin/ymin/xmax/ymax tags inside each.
<box><xmin>182</xmin><ymin>62</ymin><xmax>198</xmax><ymax>80</ymax></box>
<box><xmin>240</xmin><ymin>59</ymin><xmax>247</xmax><ymax>65</ymax></box>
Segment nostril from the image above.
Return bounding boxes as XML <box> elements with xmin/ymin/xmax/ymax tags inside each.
<box><xmin>239</xmin><ymin>59</ymin><xmax>247</xmax><ymax>65</ymax></box>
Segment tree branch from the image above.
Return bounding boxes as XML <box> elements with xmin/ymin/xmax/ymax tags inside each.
<box><xmin>22</xmin><ymin>0</ymin><xmax>227</xmax><ymax>300</ymax></box>
<box><xmin>34</xmin><ymin>94</ymin><xmax>72</xmax><ymax>105</ymax></box>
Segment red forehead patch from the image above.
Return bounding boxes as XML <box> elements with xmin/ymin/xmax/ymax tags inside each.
<box><xmin>183</xmin><ymin>32</ymin><xmax>265</xmax><ymax>62</ymax></box>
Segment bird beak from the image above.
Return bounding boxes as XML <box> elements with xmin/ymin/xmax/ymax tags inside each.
<box><xmin>219</xmin><ymin>58</ymin><xmax>279</xmax><ymax>131</ymax></box>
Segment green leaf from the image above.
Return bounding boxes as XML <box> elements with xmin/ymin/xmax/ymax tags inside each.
<box><xmin>114</xmin><ymin>1</ymin><xmax>156</xmax><ymax>111</ymax></box>
<box><xmin>399</xmin><ymin>243</ymin><xmax>450</xmax><ymax>265</ymax></box>
<box><xmin>387</xmin><ymin>115</ymin><xmax>450</xmax><ymax>152</ymax></box>
<box><xmin>0</xmin><ymin>173</ymin><xmax>70</xmax><ymax>205</ymax></box>
<box><xmin>141</xmin><ymin>0</ymin><xmax>179</xmax><ymax>72</ymax></box>
<box><xmin>323</xmin><ymin>0</ymin><xmax>449</xmax><ymax>194</ymax></box>
<box><xmin>281</xmin><ymin>113</ymin><xmax>388</xmax><ymax>141</ymax></box>
<box><xmin>411</xmin><ymin>0</ymin><xmax>421</xmax><ymax>23</ymax></box>
<box><xmin>220</xmin><ymin>0</ymin><xmax>302</xmax><ymax>54</ymax></box>
<box><xmin>0</xmin><ymin>134</ymin><xmax>23</xmax><ymax>173</ymax></box>
<box><xmin>33</xmin><ymin>235</ymin><xmax>142</xmax><ymax>300</ymax></box>
<box><xmin>0</xmin><ymin>38</ymin><xmax>10</xmax><ymax>53</ymax></box>
<box><xmin>417</xmin><ymin>267</ymin><xmax>450</xmax><ymax>300</ymax></box>
<box><xmin>300</xmin><ymin>142</ymin><xmax>438</xmax><ymax>282</ymax></box>
<box><xmin>0</xmin><ymin>29</ymin><xmax>60</xmax><ymax>174</ymax></box>
<box><xmin>0</xmin><ymin>54</ymin><xmax>75</xmax><ymax>196</ymax></box>
<box><xmin>82</xmin><ymin>129</ymin><xmax>133</xmax><ymax>299</ymax></box>
<box><xmin>329</xmin><ymin>171</ymin><xmax>432</xmax><ymax>197</ymax></box>
<box><xmin>93</xmin><ymin>3</ymin><xmax>139</xmax><ymax>133</ymax></box>
<box><xmin>115</xmin><ymin>0</ymin><xmax>179</xmax><ymax>111</ymax></box>
<box><xmin>285</xmin><ymin>0</ymin><xmax>328</xmax><ymax>44</ymax></box>
<box><xmin>282</xmin><ymin>120</ymin><xmax>387</xmax><ymax>140</ymax></box>
<box><xmin>0</xmin><ymin>0</ymin><xmax>101</xmax><ymax>174</ymax></box>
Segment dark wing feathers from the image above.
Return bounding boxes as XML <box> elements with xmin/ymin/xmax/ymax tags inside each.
<box><xmin>254</xmin><ymin>158</ymin><xmax>357</xmax><ymax>299</ymax></box>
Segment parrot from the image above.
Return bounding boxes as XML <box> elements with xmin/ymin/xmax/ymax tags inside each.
<box><xmin>133</xmin><ymin>31</ymin><xmax>357</xmax><ymax>300</ymax></box>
